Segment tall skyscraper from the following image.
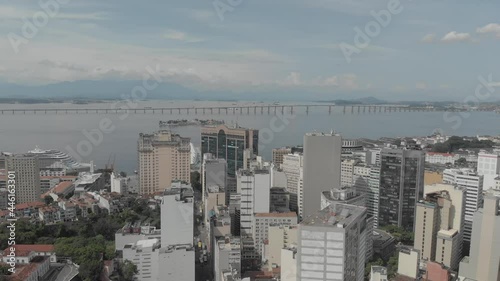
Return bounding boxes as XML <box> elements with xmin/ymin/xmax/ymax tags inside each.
<box><xmin>378</xmin><ymin>148</ymin><xmax>425</xmax><ymax>231</ymax></box>
<box><xmin>137</xmin><ymin>130</ymin><xmax>191</xmax><ymax>194</ymax></box>
<box><xmin>442</xmin><ymin>168</ymin><xmax>483</xmax><ymax>242</ymax></box>
<box><xmin>414</xmin><ymin>185</ymin><xmax>465</xmax><ymax>270</ymax></box>
<box><xmin>202</xmin><ymin>153</ymin><xmax>228</xmax><ymax>206</ymax></box>
<box><xmin>4</xmin><ymin>153</ymin><xmax>41</xmax><ymax>204</ymax></box>
<box><xmin>368</xmin><ymin>166</ymin><xmax>381</xmax><ymax>228</ymax></box>
<box><xmin>459</xmin><ymin>191</ymin><xmax>500</xmax><ymax>281</ymax></box>
<box><xmin>237</xmin><ymin>169</ymin><xmax>271</xmax><ymax>236</ymax></box>
<box><xmin>159</xmin><ymin>183</ymin><xmax>195</xmax><ymax>281</ymax></box>
<box><xmin>201</xmin><ymin>124</ymin><xmax>259</xmax><ymax>176</ymax></box>
<box><xmin>297</xmin><ymin>203</ymin><xmax>368</xmax><ymax>281</ymax></box>
<box><xmin>282</xmin><ymin>153</ymin><xmax>303</xmax><ymax>214</ymax></box>
<box><xmin>302</xmin><ymin>132</ymin><xmax>342</xmax><ymax>219</ymax></box>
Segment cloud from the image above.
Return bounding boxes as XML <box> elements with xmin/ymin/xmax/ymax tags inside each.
<box><xmin>416</xmin><ymin>82</ymin><xmax>427</xmax><ymax>90</ymax></box>
<box><xmin>186</xmin><ymin>9</ymin><xmax>216</xmax><ymax>23</ymax></box>
<box><xmin>277</xmin><ymin>73</ymin><xmax>363</xmax><ymax>90</ymax></box>
<box><xmin>163</xmin><ymin>29</ymin><xmax>204</xmax><ymax>43</ymax></box>
<box><xmin>476</xmin><ymin>23</ymin><xmax>500</xmax><ymax>38</ymax></box>
<box><xmin>440</xmin><ymin>31</ymin><xmax>472</xmax><ymax>43</ymax></box>
<box><xmin>281</xmin><ymin>72</ymin><xmax>302</xmax><ymax>86</ymax></box>
<box><xmin>421</xmin><ymin>34</ymin><xmax>436</xmax><ymax>43</ymax></box>
<box><xmin>0</xmin><ymin>6</ymin><xmax>110</xmax><ymax>21</ymax></box>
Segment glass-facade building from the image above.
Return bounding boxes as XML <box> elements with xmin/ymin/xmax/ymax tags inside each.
<box><xmin>201</xmin><ymin>125</ymin><xmax>259</xmax><ymax>176</ymax></box>
<box><xmin>378</xmin><ymin>148</ymin><xmax>425</xmax><ymax>231</ymax></box>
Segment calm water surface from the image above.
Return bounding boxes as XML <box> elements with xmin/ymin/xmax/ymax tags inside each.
<box><xmin>0</xmin><ymin>100</ymin><xmax>498</xmax><ymax>172</ymax></box>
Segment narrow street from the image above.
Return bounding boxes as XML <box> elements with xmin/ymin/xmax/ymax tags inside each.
<box><xmin>194</xmin><ymin>189</ymin><xmax>213</xmax><ymax>281</ymax></box>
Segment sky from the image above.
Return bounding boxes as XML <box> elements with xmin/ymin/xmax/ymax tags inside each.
<box><xmin>0</xmin><ymin>0</ymin><xmax>499</xmax><ymax>101</ymax></box>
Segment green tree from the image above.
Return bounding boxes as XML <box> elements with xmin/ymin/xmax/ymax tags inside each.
<box><xmin>387</xmin><ymin>253</ymin><xmax>399</xmax><ymax>278</ymax></box>
<box><xmin>190</xmin><ymin>171</ymin><xmax>201</xmax><ymax>191</ymax></box>
<box><xmin>122</xmin><ymin>260</ymin><xmax>138</xmax><ymax>281</ymax></box>
<box><xmin>44</xmin><ymin>196</ymin><xmax>54</xmax><ymax>205</ymax></box>
<box><xmin>455</xmin><ymin>157</ymin><xmax>467</xmax><ymax>167</ymax></box>
<box><xmin>365</xmin><ymin>257</ymin><xmax>384</xmax><ymax>280</ymax></box>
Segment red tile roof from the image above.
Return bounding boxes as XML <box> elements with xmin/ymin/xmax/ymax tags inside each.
<box><xmin>3</xmin><ymin>244</ymin><xmax>55</xmax><ymax>256</ymax></box>
<box><xmin>53</xmin><ymin>181</ymin><xmax>74</xmax><ymax>194</ymax></box>
<box><xmin>15</xmin><ymin>201</ymin><xmax>45</xmax><ymax>210</ymax></box>
<box><xmin>6</xmin><ymin>256</ymin><xmax>49</xmax><ymax>281</ymax></box>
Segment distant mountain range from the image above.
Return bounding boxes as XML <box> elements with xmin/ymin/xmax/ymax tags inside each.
<box><xmin>0</xmin><ymin>80</ymin><xmax>498</xmax><ymax>104</ymax></box>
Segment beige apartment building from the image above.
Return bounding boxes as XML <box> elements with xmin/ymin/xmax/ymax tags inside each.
<box><xmin>138</xmin><ymin>131</ymin><xmax>191</xmax><ymax>194</ymax></box>
<box><xmin>4</xmin><ymin>153</ymin><xmax>41</xmax><ymax>204</ymax></box>
<box><xmin>414</xmin><ymin>184</ymin><xmax>465</xmax><ymax>270</ymax></box>
<box><xmin>459</xmin><ymin>191</ymin><xmax>500</xmax><ymax>281</ymax></box>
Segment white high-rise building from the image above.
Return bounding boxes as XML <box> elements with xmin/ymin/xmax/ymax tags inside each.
<box><xmin>297</xmin><ymin>203</ymin><xmax>368</xmax><ymax>281</ymax></box>
<box><xmin>459</xmin><ymin>191</ymin><xmax>500</xmax><ymax>281</ymax></box>
<box><xmin>282</xmin><ymin>153</ymin><xmax>303</xmax><ymax>213</ymax></box>
<box><xmin>302</xmin><ymin>132</ymin><xmax>342</xmax><ymax>219</ymax></box>
<box><xmin>477</xmin><ymin>151</ymin><xmax>500</xmax><ymax>190</ymax></box>
<box><xmin>123</xmin><ymin>239</ymin><xmax>161</xmax><ymax>281</ymax></box>
<box><xmin>443</xmin><ymin>168</ymin><xmax>483</xmax><ymax>242</ymax></box>
<box><xmin>368</xmin><ymin>167</ymin><xmax>380</xmax><ymax>228</ymax></box>
<box><xmin>237</xmin><ymin>169</ymin><xmax>271</xmax><ymax>236</ymax></box>
<box><xmin>110</xmin><ymin>172</ymin><xmax>127</xmax><ymax>194</ymax></box>
<box><xmin>159</xmin><ymin>183</ymin><xmax>195</xmax><ymax>281</ymax></box>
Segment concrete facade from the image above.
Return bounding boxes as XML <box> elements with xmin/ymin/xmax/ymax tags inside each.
<box><xmin>4</xmin><ymin>153</ymin><xmax>41</xmax><ymax>204</ymax></box>
<box><xmin>138</xmin><ymin>131</ymin><xmax>191</xmax><ymax>194</ymax></box>
<box><xmin>302</xmin><ymin>133</ymin><xmax>342</xmax><ymax>219</ymax></box>
<box><xmin>237</xmin><ymin>169</ymin><xmax>271</xmax><ymax>236</ymax></box>
<box><xmin>297</xmin><ymin>203</ymin><xmax>368</xmax><ymax>281</ymax></box>
<box><xmin>443</xmin><ymin>168</ymin><xmax>483</xmax><ymax>242</ymax></box>
<box><xmin>459</xmin><ymin>192</ymin><xmax>500</xmax><ymax>281</ymax></box>
<box><xmin>378</xmin><ymin>148</ymin><xmax>425</xmax><ymax>231</ymax></box>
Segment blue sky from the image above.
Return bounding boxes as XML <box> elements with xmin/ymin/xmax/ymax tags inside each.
<box><xmin>0</xmin><ymin>0</ymin><xmax>499</xmax><ymax>101</ymax></box>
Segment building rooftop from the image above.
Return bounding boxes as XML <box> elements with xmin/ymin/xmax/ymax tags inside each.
<box><xmin>6</xmin><ymin>256</ymin><xmax>49</xmax><ymax>281</ymax></box>
<box><xmin>254</xmin><ymin>212</ymin><xmax>297</xmax><ymax>218</ymax></box>
<box><xmin>438</xmin><ymin>229</ymin><xmax>458</xmax><ymax>237</ymax></box>
<box><xmin>74</xmin><ymin>172</ymin><xmax>102</xmax><ymax>186</ymax></box>
<box><xmin>136</xmin><ymin>239</ymin><xmax>160</xmax><ymax>249</ymax></box>
<box><xmin>444</xmin><ymin>168</ymin><xmax>479</xmax><ymax>177</ymax></box>
<box><xmin>52</xmin><ymin>181</ymin><xmax>74</xmax><ymax>194</ymax></box>
<box><xmin>3</xmin><ymin>245</ymin><xmax>54</xmax><ymax>257</ymax></box>
<box><xmin>301</xmin><ymin>203</ymin><xmax>366</xmax><ymax>228</ymax></box>
<box><xmin>15</xmin><ymin>201</ymin><xmax>45</xmax><ymax>210</ymax></box>
<box><xmin>371</xmin><ymin>265</ymin><xmax>388</xmax><ymax>274</ymax></box>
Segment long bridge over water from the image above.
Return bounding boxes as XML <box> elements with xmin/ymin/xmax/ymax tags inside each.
<box><xmin>0</xmin><ymin>104</ymin><xmax>490</xmax><ymax>115</ymax></box>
